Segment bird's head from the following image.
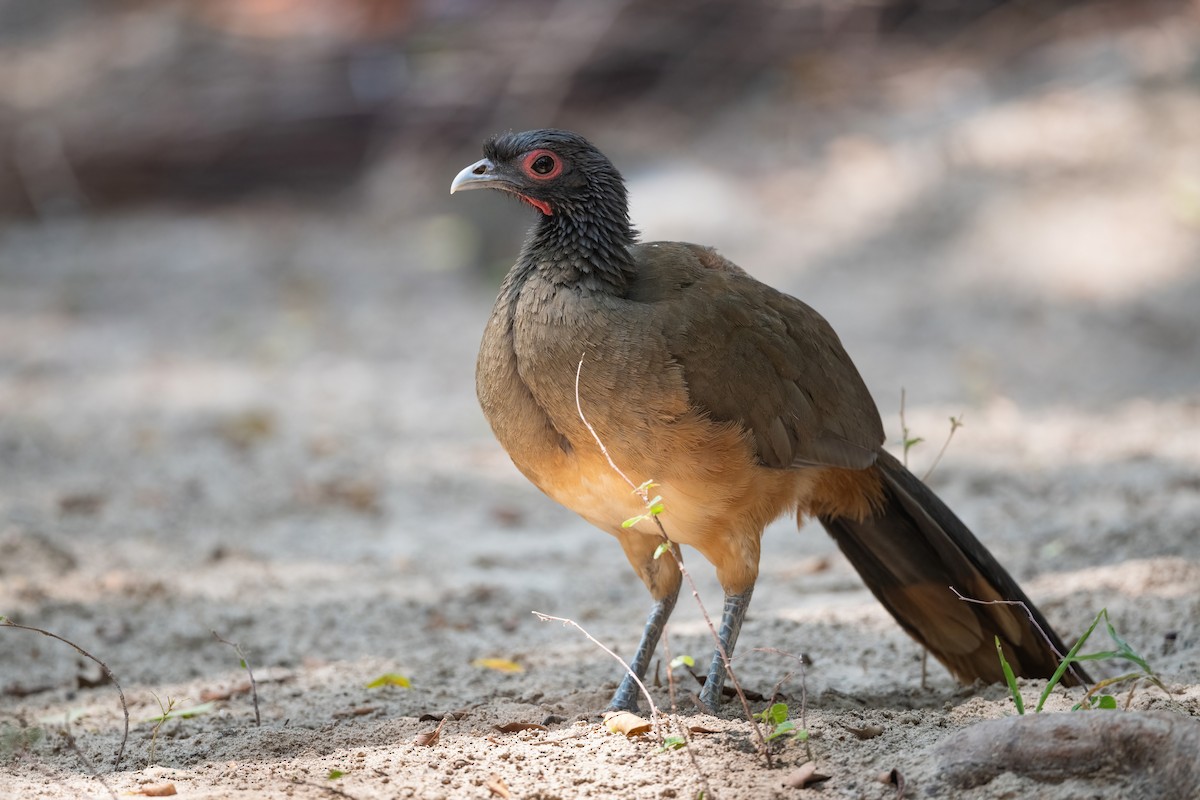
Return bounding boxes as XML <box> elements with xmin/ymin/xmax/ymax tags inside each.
<box><xmin>450</xmin><ymin>129</ymin><xmax>628</xmax><ymax>223</ymax></box>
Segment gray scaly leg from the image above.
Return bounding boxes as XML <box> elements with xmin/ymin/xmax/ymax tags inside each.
<box><xmin>607</xmin><ymin>587</ymin><xmax>680</xmax><ymax>712</ymax></box>
<box><xmin>697</xmin><ymin>587</ymin><xmax>754</xmax><ymax>712</ymax></box>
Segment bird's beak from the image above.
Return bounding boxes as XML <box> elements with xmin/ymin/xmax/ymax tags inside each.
<box><xmin>450</xmin><ymin>158</ymin><xmax>505</xmax><ymax>195</ymax></box>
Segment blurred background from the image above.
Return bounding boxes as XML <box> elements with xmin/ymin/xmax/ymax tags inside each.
<box><xmin>1</xmin><ymin>0</ymin><xmax>1199</xmax><ymax>683</ymax></box>
<box><xmin>3</xmin><ymin>0</ymin><xmax>1198</xmax><ymax>391</ymax></box>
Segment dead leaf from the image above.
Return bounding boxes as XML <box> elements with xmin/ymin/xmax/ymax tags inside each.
<box><xmin>415</xmin><ymin>715</ymin><xmax>449</xmax><ymax>746</ymax></box>
<box><xmin>494</xmin><ymin>722</ymin><xmax>548</xmax><ymax>733</ymax></box>
<box><xmin>58</xmin><ymin>492</ymin><xmax>106</xmax><ymax>516</ymax></box>
<box><xmin>198</xmin><ymin>670</ymin><xmax>291</xmax><ymax>702</ymax></box>
<box><xmin>486</xmin><ymin>774</ymin><xmax>513</xmax><ymax>798</ymax></box>
<box><xmin>783</xmin><ymin>762</ymin><xmax>831</xmax><ymax>789</ymax></box>
<box><xmin>490</xmin><ymin>505</ymin><xmax>525</xmax><ymax>527</ymax></box>
<box><xmin>603</xmin><ymin>711</ymin><xmax>652</xmax><ymax>737</ymax></box>
<box><xmin>472</xmin><ymin>658</ymin><xmax>524</xmax><ymax>673</ymax></box>
<box><xmin>136</xmin><ymin>783</ymin><xmax>177</xmax><ymax>797</ymax></box>
<box><xmin>216</xmin><ymin>409</ymin><xmax>275</xmax><ymax>449</ymax></box>
<box><xmin>878</xmin><ymin>768</ymin><xmax>906</xmax><ymax>797</ymax></box>
<box><xmin>688</xmin><ymin>725</ymin><xmax>720</xmax><ymax>735</ymax></box>
<box><xmin>200</xmin><ymin>681</ymin><xmax>252</xmax><ymax>702</ymax></box>
<box><xmin>787</xmin><ymin>555</ymin><xmax>832</xmax><ymax>576</ymax></box>
<box><xmin>316</xmin><ymin>478</ymin><xmax>380</xmax><ymax>514</ymax></box>
<box><xmin>419</xmin><ymin>709</ymin><xmax>468</xmax><ymax>722</ymax></box>
<box><xmin>333</xmin><ymin>706</ymin><xmax>378</xmax><ymax>719</ymax></box>
<box><xmin>844</xmin><ymin>723</ymin><xmax>884</xmax><ymax>739</ymax></box>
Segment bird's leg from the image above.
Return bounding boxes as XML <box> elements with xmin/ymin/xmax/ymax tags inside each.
<box><xmin>697</xmin><ymin>586</ymin><xmax>754</xmax><ymax>712</ymax></box>
<box><xmin>607</xmin><ymin>586</ymin><xmax>680</xmax><ymax>712</ymax></box>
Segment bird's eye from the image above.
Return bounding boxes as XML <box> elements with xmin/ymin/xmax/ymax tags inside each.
<box><xmin>522</xmin><ymin>149</ymin><xmax>562</xmax><ymax>180</ymax></box>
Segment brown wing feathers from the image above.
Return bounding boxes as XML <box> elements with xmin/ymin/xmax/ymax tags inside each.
<box><xmin>822</xmin><ymin>450</ymin><xmax>1087</xmax><ymax>685</ymax></box>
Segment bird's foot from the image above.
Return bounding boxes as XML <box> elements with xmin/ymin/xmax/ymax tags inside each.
<box><xmin>696</xmin><ymin>683</ymin><xmax>723</xmax><ymax>715</ymax></box>
<box><xmin>606</xmin><ymin>677</ymin><xmax>642</xmax><ymax>714</ymax></box>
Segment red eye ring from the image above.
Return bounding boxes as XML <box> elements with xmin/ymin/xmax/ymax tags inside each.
<box><xmin>522</xmin><ymin>149</ymin><xmax>562</xmax><ymax>180</ymax></box>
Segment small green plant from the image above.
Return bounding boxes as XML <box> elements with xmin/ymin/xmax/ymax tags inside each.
<box><xmin>898</xmin><ymin>388</ymin><xmax>964</xmax><ymax>479</ymax></box>
<box><xmin>898</xmin><ymin>388</ymin><xmax>924</xmax><ymax>467</ymax></box>
<box><xmin>212</xmin><ymin>630</ymin><xmax>261</xmax><ymax>726</ymax></box>
<box><xmin>145</xmin><ymin>697</ymin><xmax>215</xmax><ymax>765</ymax></box>
<box><xmin>657</xmin><ymin>654</ymin><xmax>695</xmax><ymax>753</ymax></box>
<box><xmin>1</xmin><ymin>721</ymin><xmax>44</xmax><ymax>760</ymax></box>
<box><xmin>623</xmin><ymin>480</ymin><xmax>665</xmax><ymax>529</ymax></box>
<box><xmin>147</xmin><ymin>694</ymin><xmax>177</xmax><ymax>765</ymax></box>
<box><xmin>997</xmin><ymin>608</ymin><xmax>1167</xmax><ymax>714</ymax></box>
<box><xmin>754</xmin><ymin>702</ymin><xmax>809</xmax><ymax>744</ymax></box>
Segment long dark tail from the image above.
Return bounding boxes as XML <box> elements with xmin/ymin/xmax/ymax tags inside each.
<box><xmin>820</xmin><ymin>449</ymin><xmax>1089</xmax><ymax>687</ymax></box>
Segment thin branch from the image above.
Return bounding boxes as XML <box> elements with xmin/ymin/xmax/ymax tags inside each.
<box><xmin>62</xmin><ymin>715</ymin><xmax>118</xmax><ymax>800</ymax></box>
<box><xmin>574</xmin><ymin>353</ymin><xmax>772</xmax><ymax>765</ymax></box>
<box><xmin>752</xmin><ymin>647</ymin><xmax>813</xmax><ymax>761</ymax></box>
<box><xmin>290</xmin><ymin>778</ymin><xmax>363</xmax><ymax>799</ymax></box>
<box><xmin>921</xmin><ymin>414</ymin><xmax>964</xmax><ymax>482</ymax></box>
<box><xmin>662</xmin><ymin>629</ymin><xmax>712</xmax><ymax>797</ymax></box>
<box><xmin>212</xmin><ymin>631</ymin><xmax>261</xmax><ymax>726</ymax></box>
<box><xmin>661</xmin><ymin>540</ymin><xmax>770</xmax><ymax>765</ymax></box>
<box><xmin>531</xmin><ymin>611</ymin><xmax>661</xmax><ymax>736</ymax></box>
<box><xmin>574</xmin><ymin>354</ymin><xmax>640</xmax><ymax>493</ymax></box>
<box><xmin>0</xmin><ymin>617</ymin><xmax>129</xmax><ymax>769</ymax></box>
<box><xmin>949</xmin><ymin>587</ymin><xmax>1090</xmax><ymax>687</ymax></box>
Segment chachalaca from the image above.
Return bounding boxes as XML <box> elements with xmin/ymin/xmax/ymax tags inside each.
<box><xmin>451</xmin><ymin>129</ymin><xmax>1088</xmax><ymax>712</ymax></box>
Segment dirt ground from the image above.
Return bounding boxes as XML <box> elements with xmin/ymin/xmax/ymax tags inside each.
<box><xmin>3</xmin><ymin>15</ymin><xmax>1200</xmax><ymax>800</ymax></box>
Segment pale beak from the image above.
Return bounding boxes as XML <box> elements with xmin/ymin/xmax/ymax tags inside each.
<box><xmin>450</xmin><ymin>158</ymin><xmax>507</xmax><ymax>194</ymax></box>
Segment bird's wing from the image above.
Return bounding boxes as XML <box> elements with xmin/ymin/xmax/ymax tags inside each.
<box><xmin>631</xmin><ymin>242</ymin><xmax>885</xmax><ymax>470</ymax></box>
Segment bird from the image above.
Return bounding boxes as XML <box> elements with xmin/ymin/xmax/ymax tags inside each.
<box><xmin>450</xmin><ymin>128</ymin><xmax>1088</xmax><ymax>713</ymax></box>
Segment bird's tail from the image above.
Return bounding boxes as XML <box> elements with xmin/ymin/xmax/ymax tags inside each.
<box><xmin>819</xmin><ymin>449</ymin><xmax>1089</xmax><ymax>686</ymax></box>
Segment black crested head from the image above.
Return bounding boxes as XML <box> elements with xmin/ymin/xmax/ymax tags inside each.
<box><xmin>451</xmin><ymin>129</ymin><xmax>637</xmax><ymax>289</ymax></box>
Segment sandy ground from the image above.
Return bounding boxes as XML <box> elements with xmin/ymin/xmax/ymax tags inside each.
<box><xmin>4</xmin><ymin>22</ymin><xmax>1200</xmax><ymax>800</ymax></box>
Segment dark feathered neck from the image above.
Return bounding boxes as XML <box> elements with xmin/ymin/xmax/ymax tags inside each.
<box><xmin>518</xmin><ymin>189</ymin><xmax>638</xmax><ymax>295</ymax></box>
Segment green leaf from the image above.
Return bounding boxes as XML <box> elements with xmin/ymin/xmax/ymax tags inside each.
<box><xmin>996</xmin><ymin>636</ymin><xmax>1024</xmax><ymax>715</ymax></box>
<box><xmin>669</xmin><ymin>655</ymin><xmax>695</xmax><ymax>670</ymax></box>
<box><xmin>659</xmin><ymin>735</ymin><xmax>687</xmax><ymax>751</ymax></box>
<box><xmin>653</xmin><ymin>541</ymin><xmax>673</xmax><ymax>560</ymax></box>
<box><xmin>328</xmin><ymin>769</ymin><xmax>345</xmax><ymax>780</ymax></box>
<box><xmin>365</xmin><ymin>673</ymin><xmax>412</xmax><ymax>689</ymax></box>
<box><xmin>1096</xmin><ymin>695</ymin><xmax>1118</xmax><ymax>709</ymax></box>
<box><xmin>1103</xmin><ymin>612</ymin><xmax>1153</xmax><ymax>673</ymax></box>
<box><xmin>765</xmin><ymin>720</ymin><xmax>797</xmax><ymax>741</ymax></box>
<box><xmin>622</xmin><ymin>514</ymin><xmax>646</xmax><ymax>529</ymax></box>
<box><xmin>755</xmin><ymin>702</ymin><xmax>788</xmax><ymax>726</ymax></box>
<box><xmin>1035</xmin><ymin>609</ymin><xmax>1105</xmax><ymax>713</ymax></box>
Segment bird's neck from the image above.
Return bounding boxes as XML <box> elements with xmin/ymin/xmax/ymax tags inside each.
<box><xmin>520</xmin><ymin>207</ymin><xmax>637</xmax><ymax>294</ymax></box>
